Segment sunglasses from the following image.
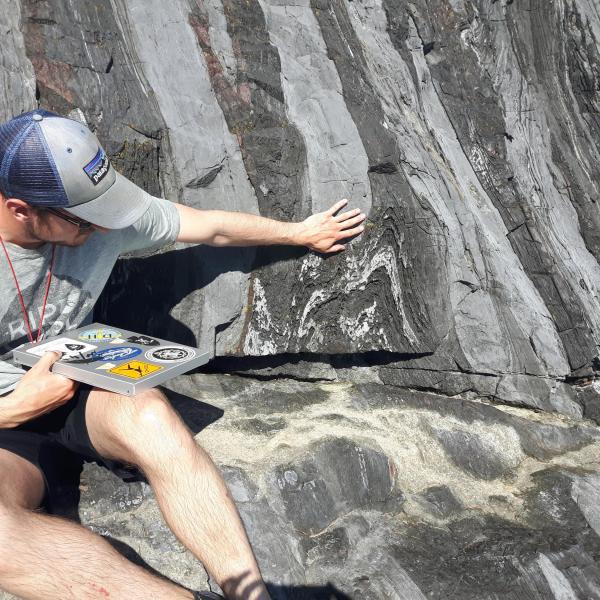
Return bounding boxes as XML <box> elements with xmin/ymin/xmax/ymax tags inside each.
<box><xmin>45</xmin><ymin>208</ymin><xmax>94</xmax><ymax>230</ymax></box>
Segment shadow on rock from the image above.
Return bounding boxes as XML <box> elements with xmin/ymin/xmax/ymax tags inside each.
<box><xmin>266</xmin><ymin>582</ymin><xmax>352</xmax><ymax>599</ymax></box>
<box><xmin>104</xmin><ymin>535</ymin><xmax>169</xmax><ymax>580</ymax></box>
<box><xmin>96</xmin><ymin>244</ymin><xmax>305</xmax><ymax>347</ymax></box>
<box><xmin>208</xmin><ymin>349</ymin><xmax>431</xmax><ymax>375</ymax></box>
<box><xmin>221</xmin><ymin>576</ymin><xmax>353</xmax><ymax>600</ymax></box>
<box><xmin>162</xmin><ymin>386</ymin><xmax>224</xmax><ymax>434</ymax></box>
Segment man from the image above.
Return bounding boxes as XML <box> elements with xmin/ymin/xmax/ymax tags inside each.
<box><xmin>0</xmin><ymin>109</ymin><xmax>367</xmax><ymax>599</ymax></box>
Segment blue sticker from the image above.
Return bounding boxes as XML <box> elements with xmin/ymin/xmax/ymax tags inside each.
<box><xmin>92</xmin><ymin>346</ymin><xmax>141</xmax><ymax>362</ymax></box>
<box><xmin>83</xmin><ymin>148</ymin><xmax>110</xmax><ymax>185</ymax></box>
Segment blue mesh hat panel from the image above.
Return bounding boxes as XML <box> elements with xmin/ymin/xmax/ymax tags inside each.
<box><xmin>0</xmin><ymin>115</ymin><xmax>31</xmax><ymax>197</ymax></box>
<box><xmin>0</xmin><ymin>109</ymin><xmax>68</xmax><ymax>206</ymax></box>
<box><xmin>7</xmin><ymin>124</ymin><xmax>69</xmax><ymax>206</ymax></box>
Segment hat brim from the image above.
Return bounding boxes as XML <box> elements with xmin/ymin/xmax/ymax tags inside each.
<box><xmin>66</xmin><ymin>172</ymin><xmax>153</xmax><ymax>229</ymax></box>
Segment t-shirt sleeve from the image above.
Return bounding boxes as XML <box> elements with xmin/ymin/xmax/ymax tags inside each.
<box><xmin>119</xmin><ymin>196</ymin><xmax>181</xmax><ymax>256</ymax></box>
<box><xmin>0</xmin><ymin>359</ymin><xmax>25</xmax><ymax>396</ymax></box>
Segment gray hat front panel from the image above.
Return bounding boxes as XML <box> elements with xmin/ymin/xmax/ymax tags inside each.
<box><xmin>39</xmin><ymin>117</ymin><xmax>117</xmax><ymax>207</ymax></box>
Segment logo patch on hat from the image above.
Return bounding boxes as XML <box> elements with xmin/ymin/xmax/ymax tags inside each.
<box><xmin>83</xmin><ymin>148</ymin><xmax>110</xmax><ymax>185</ymax></box>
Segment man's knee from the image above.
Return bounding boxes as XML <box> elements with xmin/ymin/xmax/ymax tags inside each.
<box><xmin>0</xmin><ymin>450</ymin><xmax>45</xmax><ymax>510</ymax></box>
<box><xmin>111</xmin><ymin>389</ymin><xmax>187</xmax><ymax>459</ymax></box>
<box><xmin>130</xmin><ymin>388</ymin><xmax>176</xmax><ymax>430</ymax></box>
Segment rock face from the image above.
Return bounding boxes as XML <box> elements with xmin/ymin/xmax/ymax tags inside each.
<box><xmin>3</xmin><ymin>0</ymin><xmax>600</xmax><ymax>413</ymax></box>
<box><xmin>4</xmin><ymin>0</ymin><xmax>600</xmax><ymax>598</ymax></box>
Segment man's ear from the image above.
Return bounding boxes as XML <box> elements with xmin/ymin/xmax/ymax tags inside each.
<box><xmin>3</xmin><ymin>198</ymin><xmax>37</xmax><ymax>223</ymax></box>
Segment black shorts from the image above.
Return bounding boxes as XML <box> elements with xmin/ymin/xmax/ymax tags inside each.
<box><xmin>0</xmin><ymin>385</ymin><xmax>140</xmax><ymax>512</ymax></box>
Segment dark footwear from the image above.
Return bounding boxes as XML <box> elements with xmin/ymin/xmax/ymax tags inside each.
<box><xmin>194</xmin><ymin>592</ymin><xmax>225</xmax><ymax>600</ymax></box>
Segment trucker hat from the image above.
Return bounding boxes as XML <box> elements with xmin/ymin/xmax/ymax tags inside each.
<box><xmin>0</xmin><ymin>109</ymin><xmax>152</xmax><ymax>229</ymax></box>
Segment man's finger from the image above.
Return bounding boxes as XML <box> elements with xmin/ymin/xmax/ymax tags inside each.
<box><xmin>334</xmin><ymin>208</ymin><xmax>362</xmax><ymax>222</ymax></box>
<box><xmin>338</xmin><ymin>213</ymin><xmax>366</xmax><ymax>228</ymax></box>
<box><xmin>339</xmin><ymin>225</ymin><xmax>366</xmax><ymax>238</ymax></box>
<box><xmin>327</xmin><ymin>244</ymin><xmax>346</xmax><ymax>253</ymax></box>
<box><xmin>326</xmin><ymin>198</ymin><xmax>349</xmax><ymax>216</ymax></box>
<box><xmin>34</xmin><ymin>351</ymin><xmax>63</xmax><ymax>370</ymax></box>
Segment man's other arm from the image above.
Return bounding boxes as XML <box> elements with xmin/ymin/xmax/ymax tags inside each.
<box><xmin>175</xmin><ymin>199</ymin><xmax>367</xmax><ymax>253</ymax></box>
<box><xmin>0</xmin><ymin>352</ymin><xmax>77</xmax><ymax>428</ymax></box>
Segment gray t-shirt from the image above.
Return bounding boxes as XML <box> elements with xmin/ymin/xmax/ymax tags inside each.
<box><xmin>0</xmin><ymin>197</ymin><xmax>180</xmax><ymax>395</ymax></box>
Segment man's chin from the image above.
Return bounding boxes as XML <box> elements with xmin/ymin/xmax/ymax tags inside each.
<box><xmin>55</xmin><ymin>233</ymin><xmax>93</xmax><ymax>247</ymax></box>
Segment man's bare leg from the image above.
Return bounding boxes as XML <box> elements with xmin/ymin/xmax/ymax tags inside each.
<box><xmin>0</xmin><ymin>448</ymin><xmax>194</xmax><ymax>600</ymax></box>
<box><xmin>85</xmin><ymin>387</ymin><xmax>270</xmax><ymax>600</ymax></box>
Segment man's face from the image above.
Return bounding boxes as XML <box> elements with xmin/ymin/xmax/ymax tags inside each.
<box><xmin>30</xmin><ymin>207</ymin><xmax>107</xmax><ymax>247</ymax></box>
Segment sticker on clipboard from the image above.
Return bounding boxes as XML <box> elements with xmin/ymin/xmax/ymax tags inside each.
<box><xmin>109</xmin><ymin>360</ymin><xmax>163</xmax><ymax>379</ymax></box>
<box><xmin>145</xmin><ymin>346</ymin><xmax>196</xmax><ymax>363</ymax></box>
<box><xmin>93</xmin><ymin>346</ymin><xmax>142</xmax><ymax>362</ymax></box>
<box><xmin>79</xmin><ymin>328</ymin><xmax>122</xmax><ymax>342</ymax></box>
<box><xmin>96</xmin><ymin>362</ymin><xmax>117</xmax><ymax>370</ymax></box>
<box><xmin>26</xmin><ymin>338</ymin><xmax>98</xmax><ymax>361</ymax></box>
<box><xmin>128</xmin><ymin>335</ymin><xmax>160</xmax><ymax>346</ymax></box>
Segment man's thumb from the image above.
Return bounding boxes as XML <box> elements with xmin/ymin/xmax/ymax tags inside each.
<box><xmin>35</xmin><ymin>350</ymin><xmax>63</xmax><ymax>370</ymax></box>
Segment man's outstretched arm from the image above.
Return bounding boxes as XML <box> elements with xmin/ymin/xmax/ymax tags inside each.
<box><xmin>174</xmin><ymin>199</ymin><xmax>367</xmax><ymax>253</ymax></box>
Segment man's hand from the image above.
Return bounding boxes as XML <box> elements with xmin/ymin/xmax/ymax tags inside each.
<box><xmin>296</xmin><ymin>199</ymin><xmax>367</xmax><ymax>253</ymax></box>
<box><xmin>3</xmin><ymin>351</ymin><xmax>78</xmax><ymax>428</ymax></box>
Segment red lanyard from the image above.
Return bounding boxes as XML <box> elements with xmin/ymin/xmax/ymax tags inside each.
<box><xmin>0</xmin><ymin>235</ymin><xmax>56</xmax><ymax>344</ymax></box>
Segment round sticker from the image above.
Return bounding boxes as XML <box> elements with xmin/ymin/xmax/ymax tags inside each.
<box><xmin>146</xmin><ymin>346</ymin><xmax>196</xmax><ymax>363</ymax></box>
<box><xmin>79</xmin><ymin>328</ymin><xmax>122</xmax><ymax>342</ymax></box>
<box><xmin>92</xmin><ymin>346</ymin><xmax>142</xmax><ymax>362</ymax></box>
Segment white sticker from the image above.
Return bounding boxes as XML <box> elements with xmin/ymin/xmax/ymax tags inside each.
<box><xmin>96</xmin><ymin>362</ymin><xmax>116</xmax><ymax>370</ymax></box>
<box><xmin>27</xmin><ymin>338</ymin><xmax>97</xmax><ymax>361</ymax></box>
<box><xmin>145</xmin><ymin>346</ymin><xmax>196</xmax><ymax>363</ymax></box>
<box><xmin>109</xmin><ymin>338</ymin><xmax>126</xmax><ymax>344</ymax></box>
